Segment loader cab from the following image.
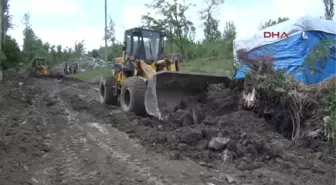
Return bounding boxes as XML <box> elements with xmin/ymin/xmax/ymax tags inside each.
<box><xmin>31</xmin><ymin>57</ymin><xmax>48</xmax><ymax>75</ymax></box>
<box><xmin>122</xmin><ymin>28</ymin><xmax>165</xmax><ymax>64</ymax></box>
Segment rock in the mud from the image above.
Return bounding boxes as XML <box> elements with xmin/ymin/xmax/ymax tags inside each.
<box><xmin>182</xmin><ymin>115</ymin><xmax>194</xmax><ymax>126</ymax></box>
<box><xmin>152</xmin><ymin>132</ymin><xmax>167</xmax><ymax>144</ymax></box>
<box><xmin>196</xmin><ymin>139</ymin><xmax>208</xmax><ymax>150</ymax></box>
<box><xmin>178</xmin><ymin>143</ymin><xmax>188</xmax><ymax>150</ymax></box>
<box><xmin>202</xmin><ymin>116</ymin><xmax>218</xmax><ymax>125</ymax></box>
<box><xmin>208</xmin><ymin>137</ymin><xmax>230</xmax><ymax>150</ymax></box>
<box><xmin>35</xmin><ymin>125</ymin><xmax>43</xmax><ymax>132</ymax></box>
<box><xmin>180</xmin><ymin>128</ymin><xmax>203</xmax><ymax>144</ymax></box>
<box><xmin>46</xmin><ymin>100</ymin><xmax>56</xmax><ymax>107</ymax></box>
<box><xmin>46</xmin><ymin>98</ymin><xmax>58</xmax><ymax>107</ymax></box>
<box><xmin>172</xmin><ymin>110</ymin><xmax>189</xmax><ymax>123</ymax></box>
<box><xmin>262</xmin><ymin>140</ymin><xmax>285</xmax><ymax>158</ymax></box>
<box><xmin>131</xmin><ymin>119</ymin><xmax>139</xmax><ymax>125</ymax></box>
<box><xmin>246</xmin><ymin>144</ymin><xmax>258</xmax><ymax>156</ymax></box>
<box><xmin>167</xmin><ymin>134</ymin><xmax>178</xmax><ymax>144</ymax></box>
<box><xmin>169</xmin><ymin>150</ymin><xmax>181</xmax><ymax>160</ymax></box>
<box><xmin>189</xmin><ymin>151</ymin><xmax>202</xmax><ymax>159</ymax></box>
<box><xmin>222</xmin><ymin>149</ymin><xmax>233</xmax><ymax>162</ymax></box>
<box><xmin>202</xmin><ymin>127</ymin><xmax>218</xmax><ymax>140</ymax></box>
<box><xmin>199</xmin><ymin>161</ymin><xmax>216</xmax><ymax>169</ymax></box>
<box><xmin>42</xmin><ymin>143</ymin><xmax>51</xmax><ymax>152</ymax></box>
<box><xmin>225</xmin><ymin>175</ymin><xmax>237</xmax><ymax>184</ymax></box>
<box><xmin>202</xmin><ymin>150</ymin><xmax>211</xmax><ymax>162</ymax></box>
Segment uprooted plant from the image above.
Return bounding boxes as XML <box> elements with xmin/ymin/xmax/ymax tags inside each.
<box><xmin>235</xmin><ymin>48</ymin><xmax>335</xmax><ymax>142</ymax></box>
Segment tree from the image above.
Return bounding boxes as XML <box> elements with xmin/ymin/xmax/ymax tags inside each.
<box><xmin>222</xmin><ymin>21</ymin><xmax>236</xmax><ymax>41</ymax></box>
<box><xmin>1</xmin><ymin>0</ymin><xmax>13</xmax><ymax>43</ymax></box>
<box><xmin>90</xmin><ymin>49</ymin><xmax>100</xmax><ymax>58</ymax></box>
<box><xmin>200</xmin><ymin>0</ymin><xmax>224</xmax><ymax>41</ymax></box>
<box><xmin>104</xmin><ymin>15</ymin><xmax>116</xmax><ymax>45</ymax></box>
<box><xmin>323</xmin><ymin>0</ymin><xmax>335</xmax><ymax>20</ymax></box>
<box><xmin>259</xmin><ymin>17</ymin><xmax>289</xmax><ymax>30</ymax></box>
<box><xmin>56</xmin><ymin>44</ymin><xmax>63</xmax><ymax>59</ymax></box>
<box><xmin>141</xmin><ymin>0</ymin><xmax>196</xmax><ymax>55</ymax></box>
<box><xmin>22</xmin><ymin>13</ymin><xmax>39</xmax><ymax>61</ymax></box>
<box><xmin>1</xmin><ymin>35</ymin><xmax>22</xmax><ymax>69</ymax></box>
<box><xmin>74</xmin><ymin>40</ymin><xmax>85</xmax><ymax>57</ymax></box>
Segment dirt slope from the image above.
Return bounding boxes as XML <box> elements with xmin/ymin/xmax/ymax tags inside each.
<box><xmin>0</xmin><ymin>76</ymin><xmax>227</xmax><ymax>185</ymax></box>
<box><xmin>0</xmin><ymin>75</ymin><xmax>335</xmax><ymax>185</ymax></box>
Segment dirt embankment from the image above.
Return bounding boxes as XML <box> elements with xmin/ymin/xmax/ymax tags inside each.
<box><xmin>60</xmin><ymin>79</ymin><xmax>335</xmax><ymax>185</ymax></box>
<box><xmin>0</xmin><ymin>75</ymin><xmax>335</xmax><ymax>185</ymax></box>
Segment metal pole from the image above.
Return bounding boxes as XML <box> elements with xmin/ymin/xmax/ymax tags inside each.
<box><xmin>0</xmin><ymin>0</ymin><xmax>3</xmax><ymax>52</ymax></box>
<box><xmin>104</xmin><ymin>0</ymin><xmax>108</xmax><ymax>64</ymax></box>
<box><xmin>0</xmin><ymin>0</ymin><xmax>3</xmax><ymax>81</ymax></box>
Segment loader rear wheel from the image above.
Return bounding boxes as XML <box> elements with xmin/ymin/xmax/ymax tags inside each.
<box><xmin>99</xmin><ymin>77</ymin><xmax>118</xmax><ymax>105</ymax></box>
<box><xmin>120</xmin><ymin>76</ymin><xmax>146</xmax><ymax>115</ymax></box>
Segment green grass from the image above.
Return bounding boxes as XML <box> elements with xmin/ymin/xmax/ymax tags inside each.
<box><xmin>180</xmin><ymin>58</ymin><xmax>234</xmax><ymax>76</ymax></box>
<box><xmin>70</xmin><ymin>58</ymin><xmax>234</xmax><ymax>80</ymax></box>
<box><xmin>70</xmin><ymin>67</ymin><xmax>110</xmax><ymax>80</ymax></box>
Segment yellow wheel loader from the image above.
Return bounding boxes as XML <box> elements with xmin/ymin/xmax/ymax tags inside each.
<box><xmin>99</xmin><ymin>28</ymin><xmax>230</xmax><ymax>120</ymax></box>
<box><xmin>29</xmin><ymin>57</ymin><xmax>64</xmax><ymax>79</ymax></box>
<box><xmin>30</xmin><ymin>57</ymin><xmax>49</xmax><ymax>76</ymax></box>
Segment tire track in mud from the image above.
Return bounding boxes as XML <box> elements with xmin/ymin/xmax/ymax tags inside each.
<box><xmin>29</xmin><ymin>86</ymin><xmax>142</xmax><ymax>185</ymax></box>
<box><xmin>30</xmin><ymin>78</ymin><xmax>220</xmax><ymax>185</ymax></box>
<box><xmin>57</xmin><ymin>97</ymin><xmax>213</xmax><ymax>185</ymax></box>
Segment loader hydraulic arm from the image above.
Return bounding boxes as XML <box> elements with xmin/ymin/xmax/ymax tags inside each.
<box><xmin>133</xmin><ymin>60</ymin><xmax>157</xmax><ymax>79</ymax></box>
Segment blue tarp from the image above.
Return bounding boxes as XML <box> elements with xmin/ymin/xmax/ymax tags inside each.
<box><xmin>235</xmin><ymin>31</ymin><xmax>336</xmax><ymax>85</ymax></box>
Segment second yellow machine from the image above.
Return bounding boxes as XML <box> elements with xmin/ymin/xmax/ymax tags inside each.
<box><xmin>99</xmin><ymin>28</ymin><xmax>230</xmax><ymax>120</ymax></box>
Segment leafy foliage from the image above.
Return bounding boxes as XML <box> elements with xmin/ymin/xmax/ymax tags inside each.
<box><xmin>303</xmin><ymin>37</ymin><xmax>334</xmax><ymax>74</ymax></box>
<box><xmin>200</xmin><ymin>0</ymin><xmax>224</xmax><ymax>41</ymax></box>
<box><xmin>141</xmin><ymin>0</ymin><xmax>196</xmax><ymax>55</ymax></box>
<box><xmin>323</xmin><ymin>0</ymin><xmax>335</xmax><ymax>20</ymax></box>
<box><xmin>104</xmin><ymin>15</ymin><xmax>116</xmax><ymax>45</ymax></box>
<box><xmin>259</xmin><ymin>17</ymin><xmax>289</xmax><ymax>30</ymax></box>
<box><xmin>322</xmin><ymin>89</ymin><xmax>336</xmax><ymax>141</ymax></box>
<box><xmin>1</xmin><ymin>35</ymin><xmax>22</xmax><ymax>69</ymax></box>
<box><xmin>223</xmin><ymin>21</ymin><xmax>236</xmax><ymax>41</ymax></box>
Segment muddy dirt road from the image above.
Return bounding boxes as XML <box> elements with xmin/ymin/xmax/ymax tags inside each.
<box><xmin>0</xmin><ymin>75</ymin><xmax>335</xmax><ymax>185</ymax></box>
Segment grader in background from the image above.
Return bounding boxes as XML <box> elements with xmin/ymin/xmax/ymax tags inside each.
<box><xmin>99</xmin><ymin>28</ymin><xmax>230</xmax><ymax>119</ymax></box>
<box><xmin>28</xmin><ymin>57</ymin><xmax>64</xmax><ymax>79</ymax></box>
<box><xmin>30</xmin><ymin>57</ymin><xmax>49</xmax><ymax>76</ymax></box>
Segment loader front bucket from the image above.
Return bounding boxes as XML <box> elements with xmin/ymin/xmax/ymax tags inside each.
<box><xmin>145</xmin><ymin>71</ymin><xmax>231</xmax><ymax>120</ymax></box>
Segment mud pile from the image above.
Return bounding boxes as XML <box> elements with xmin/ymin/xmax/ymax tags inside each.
<box><xmin>131</xmin><ymin>86</ymin><xmax>330</xmax><ymax>160</ymax></box>
<box><xmin>41</xmin><ymin>75</ymin><xmax>335</xmax><ymax>184</ymax></box>
<box><xmin>103</xmin><ymin>83</ymin><xmax>335</xmax><ymax>185</ymax></box>
<box><xmin>0</xmin><ymin>76</ymin><xmax>52</xmax><ymax>184</ymax></box>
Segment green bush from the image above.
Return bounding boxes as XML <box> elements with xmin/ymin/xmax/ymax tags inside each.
<box><xmin>1</xmin><ymin>35</ymin><xmax>22</xmax><ymax>70</ymax></box>
<box><xmin>322</xmin><ymin>89</ymin><xmax>336</xmax><ymax>141</ymax></box>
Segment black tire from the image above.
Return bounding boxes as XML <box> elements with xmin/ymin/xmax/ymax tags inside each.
<box><xmin>99</xmin><ymin>77</ymin><xmax>118</xmax><ymax>105</ymax></box>
<box><xmin>120</xmin><ymin>76</ymin><xmax>146</xmax><ymax>115</ymax></box>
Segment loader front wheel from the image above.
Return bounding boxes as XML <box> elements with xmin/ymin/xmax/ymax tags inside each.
<box><xmin>99</xmin><ymin>77</ymin><xmax>118</xmax><ymax>105</ymax></box>
<box><xmin>120</xmin><ymin>76</ymin><xmax>146</xmax><ymax>115</ymax></box>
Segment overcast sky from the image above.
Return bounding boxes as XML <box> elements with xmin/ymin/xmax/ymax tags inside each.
<box><xmin>7</xmin><ymin>0</ymin><xmax>326</xmax><ymax>51</ymax></box>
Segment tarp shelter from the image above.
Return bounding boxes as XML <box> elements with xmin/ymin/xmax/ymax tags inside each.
<box><xmin>233</xmin><ymin>16</ymin><xmax>336</xmax><ymax>84</ymax></box>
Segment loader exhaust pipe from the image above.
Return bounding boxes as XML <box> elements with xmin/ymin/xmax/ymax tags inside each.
<box><xmin>145</xmin><ymin>71</ymin><xmax>231</xmax><ymax>120</ymax></box>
